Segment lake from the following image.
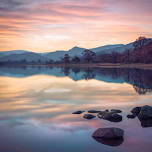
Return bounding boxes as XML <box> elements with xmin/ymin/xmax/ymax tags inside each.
<box><xmin>0</xmin><ymin>66</ymin><xmax>152</xmax><ymax>152</ymax></box>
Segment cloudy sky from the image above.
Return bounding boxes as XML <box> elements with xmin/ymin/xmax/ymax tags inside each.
<box><xmin>0</xmin><ymin>0</ymin><xmax>152</xmax><ymax>52</ymax></box>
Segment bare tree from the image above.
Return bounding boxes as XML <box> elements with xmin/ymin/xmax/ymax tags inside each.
<box><xmin>63</xmin><ymin>54</ymin><xmax>70</xmax><ymax>63</ymax></box>
<box><xmin>82</xmin><ymin>49</ymin><xmax>96</xmax><ymax>63</ymax></box>
<box><xmin>134</xmin><ymin>36</ymin><xmax>148</xmax><ymax>49</ymax></box>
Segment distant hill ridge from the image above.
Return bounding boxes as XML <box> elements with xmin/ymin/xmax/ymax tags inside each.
<box><xmin>0</xmin><ymin>38</ymin><xmax>152</xmax><ymax>63</ymax></box>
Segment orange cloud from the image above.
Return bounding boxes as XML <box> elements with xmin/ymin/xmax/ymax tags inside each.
<box><xmin>0</xmin><ymin>0</ymin><xmax>152</xmax><ymax>52</ymax></box>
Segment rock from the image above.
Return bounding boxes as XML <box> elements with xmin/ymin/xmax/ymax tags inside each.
<box><xmin>88</xmin><ymin>110</ymin><xmax>101</xmax><ymax>113</ymax></box>
<box><xmin>98</xmin><ymin>111</ymin><xmax>122</xmax><ymax>122</ymax></box>
<box><xmin>111</xmin><ymin>109</ymin><xmax>122</xmax><ymax>113</ymax></box>
<box><xmin>131</xmin><ymin>107</ymin><xmax>141</xmax><ymax>116</ymax></box>
<box><xmin>93</xmin><ymin>137</ymin><xmax>124</xmax><ymax>147</ymax></box>
<box><xmin>92</xmin><ymin>128</ymin><xmax>124</xmax><ymax>139</ymax></box>
<box><xmin>127</xmin><ymin>114</ymin><xmax>136</xmax><ymax>119</ymax></box>
<box><xmin>138</xmin><ymin>105</ymin><xmax>152</xmax><ymax>120</ymax></box>
<box><xmin>72</xmin><ymin>111</ymin><xmax>84</xmax><ymax>114</ymax></box>
<box><xmin>97</xmin><ymin>110</ymin><xmax>109</xmax><ymax>118</ymax></box>
<box><xmin>140</xmin><ymin>119</ymin><xmax>152</xmax><ymax>128</ymax></box>
<box><xmin>83</xmin><ymin>114</ymin><xmax>96</xmax><ymax>119</ymax></box>
<box><xmin>106</xmin><ymin>113</ymin><xmax>122</xmax><ymax>122</ymax></box>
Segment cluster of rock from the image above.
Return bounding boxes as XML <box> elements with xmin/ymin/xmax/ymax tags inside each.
<box><xmin>97</xmin><ymin>109</ymin><xmax>122</xmax><ymax>122</ymax></box>
<box><xmin>72</xmin><ymin>105</ymin><xmax>152</xmax><ymax>147</ymax></box>
<box><xmin>72</xmin><ymin>109</ymin><xmax>122</xmax><ymax>122</ymax></box>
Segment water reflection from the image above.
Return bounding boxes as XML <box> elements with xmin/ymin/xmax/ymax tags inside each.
<box><xmin>0</xmin><ymin>66</ymin><xmax>152</xmax><ymax>95</ymax></box>
<box><xmin>0</xmin><ymin>66</ymin><xmax>152</xmax><ymax>152</ymax></box>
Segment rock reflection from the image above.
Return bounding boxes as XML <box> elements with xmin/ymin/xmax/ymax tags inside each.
<box><xmin>92</xmin><ymin>137</ymin><xmax>124</xmax><ymax>147</ymax></box>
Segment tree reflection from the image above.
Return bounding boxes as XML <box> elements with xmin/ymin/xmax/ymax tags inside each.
<box><xmin>0</xmin><ymin>66</ymin><xmax>152</xmax><ymax>95</ymax></box>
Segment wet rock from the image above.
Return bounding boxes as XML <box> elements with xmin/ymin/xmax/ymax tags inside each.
<box><xmin>127</xmin><ymin>114</ymin><xmax>136</xmax><ymax>119</ymax></box>
<box><xmin>140</xmin><ymin>119</ymin><xmax>152</xmax><ymax>128</ymax></box>
<box><xmin>97</xmin><ymin>111</ymin><xmax>108</xmax><ymax>118</ymax></box>
<box><xmin>88</xmin><ymin>110</ymin><xmax>101</xmax><ymax>113</ymax></box>
<box><xmin>111</xmin><ymin>109</ymin><xmax>122</xmax><ymax>113</ymax></box>
<box><xmin>92</xmin><ymin>128</ymin><xmax>124</xmax><ymax>139</ymax></box>
<box><xmin>105</xmin><ymin>113</ymin><xmax>122</xmax><ymax>122</ymax></box>
<box><xmin>93</xmin><ymin>137</ymin><xmax>124</xmax><ymax>147</ymax></box>
<box><xmin>72</xmin><ymin>111</ymin><xmax>84</xmax><ymax>114</ymax></box>
<box><xmin>131</xmin><ymin>107</ymin><xmax>141</xmax><ymax>116</ymax></box>
<box><xmin>83</xmin><ymin>114</ymin><xmax>96</xmax><ymax>119</ymax></box>
<box><xmin>138</xmin><ymin>105</ymin><xmax>152</xmax><ymax>120</ymax></box>
<box><xmin>98</xmin><ymin>111</ymin><xmax>122</xmax><ymax>122</ymax></box>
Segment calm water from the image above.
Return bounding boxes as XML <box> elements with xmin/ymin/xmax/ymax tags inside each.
<box><xmin>0</xmin><ymin>66</ymin><xmax>152</xmax><ymax>152</ymax></box>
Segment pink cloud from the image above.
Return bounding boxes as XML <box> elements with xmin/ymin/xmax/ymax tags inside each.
<box><xmin>0</xmin><ymin>0</ymin><xmax>152</xmax><ymax>52</ymax></box>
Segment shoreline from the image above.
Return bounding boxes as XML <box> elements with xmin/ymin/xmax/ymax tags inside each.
<box><xmin>1</xmin><ymin>63</ymin><xmax>152</xmax><ymax>69</ymax></box>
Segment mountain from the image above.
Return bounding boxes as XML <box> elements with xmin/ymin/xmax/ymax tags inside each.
<box><xmin>0</xmin><ymin>52</ymin><xmax>48</xmax><ymax>63</ymax></box>
<box><xmin>40</xmin><ymin>43</ymin><xmax>134</xmax><ymax>61</ymax></box>
<box><xmin>0</xmin><ymin>50</ymin><xmax>28</xmax><ymax>57</ymax></box>
<box><xmin>0</xmin><ymin>38</ymin><xmax>152</xmax><ymax>63</ymax></box>
<box><xmin>40</xmin><ymin>46</ymin><xmax>85</xmax><ymax>61</ymax></box>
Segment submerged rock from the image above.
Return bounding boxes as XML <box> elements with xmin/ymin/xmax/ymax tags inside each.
<box><xmin>83</xmin><ymin>114</ymin><xmax>96</xmax><ymax>119</ymax></box>
<box><xmin>131</xmin><ymin>107</ymin><xmax>141</xmax><ymax>116</ymax></box>
<box><xmin>92</xmin><ymin>128</ymin><xmax>124</xmax><ymax>139</ymax></box>
<box><xmin>111</xmin><ymin>109</ymin><xmax>122</xmax><ymax>113</ymax></box>
<box><xmin>88</xmin><ymin>110</ymin><xmax>101</xmax><ymax>113</ymax></box>
<box><xmin>127</xmin><ymin>114</ymin><xmax>136</xmax><ymax>119</ymax></box>
<box><xmin>72</xmin><ymin>111</ymin><xmax>84</xmax><ymax>114</ymax></box>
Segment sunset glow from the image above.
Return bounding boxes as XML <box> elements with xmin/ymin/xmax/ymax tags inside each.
<box><xmin>0</xmin><ymin>0</ymin><xmax>152</xmax><ymax>52</ymax></box>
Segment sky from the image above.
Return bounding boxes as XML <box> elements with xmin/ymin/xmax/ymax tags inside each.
<box><xmin>0</xmin><ymin>0</ymin><xmax>152</xmax><ymax>52</ymax></box>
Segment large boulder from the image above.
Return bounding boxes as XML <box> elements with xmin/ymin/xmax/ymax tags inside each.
<box><xmin>83</xmin><ymin>114</ymin><xmax>96</xmax><ymax>119</ymax></box>
<box><xmin>138</xmin><ymin>105</ymin><xmax>152</xmax><ymax>120</ymax></box>
<box><xmin>72</xmin><ymin>111</ymin><xmax>85</xmax><ymax>114</ymax></box>
<box><xmin>88</xmin><ymin>110</ymin><xmax>101</xmax><ymax>113</ymax></box>
<box><xmin>131</xmin><ymin>107</ymin><xmax>141</xmax><ymax>116</ymax></box>
<box><xmin>92</xmin><ymin>128</ymin><xmax>124</xmax><ymax>139</ymax></box>
<box><xmin>140</xmin><ymin>119</ymin><xmax>152</xmax><ymax>128</ymax></box>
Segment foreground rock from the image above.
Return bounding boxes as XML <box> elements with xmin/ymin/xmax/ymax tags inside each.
<box><xmin>72</xmin><ymin>111</ymin><xmax>84</xmax><ymax>114</ymax></box>
<box><xmin>93</xmin><ymin>137</ymin><xmax>124</xmax><ymax>146</ymax></box>
<box><xmin>138</xmin><ymin>105</ymin><xmax>152</xmax><ymax>120</ymax></box>
<box><xmin>88</xmin><ymin>110</ymin><xmax>101</xmax><ymax>113</ymax></box>
<box><xmin>140</xmin><ymin>119</ymin><xmax>152</xmax><ymax>128</ymax></box>
<box><xmin>131</xmin><ymin>107</ymin><xmax>141</xmax><ymax>116</ymax></box>
<box><xmin>83</xmin><ymin>114</ymin><xmax>96</xmax><ymax>119</ymax></box>
<box><xmin>98</xmin><ymin>111</ymin><xmax>122</xmax><ymax>122</ymax></box>
<box><xmin>111</xmin><ymin>109</ymin><xmax>122</xmax><ymax>113</ymax></box>
<box><xmin>92</xmin><ymin>128</ymin><xmax>124</xmax><ymax>139</ymax></box>
<box><xmin>127</xmin><ymin>114</ymin><xmax>136</xmax><ymax>119</ymax></box>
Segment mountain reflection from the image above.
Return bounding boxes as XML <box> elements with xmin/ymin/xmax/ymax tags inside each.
<box><xmin>0</xmin><ymin>66</ymin><xmax>152</xmax><ymax>95</ymax></box>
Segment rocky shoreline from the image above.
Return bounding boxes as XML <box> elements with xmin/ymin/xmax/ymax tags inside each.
<box><xmin>72</xmin><ymin>105</ymin><xmax>152</xmax><ymax>146</ymax></box>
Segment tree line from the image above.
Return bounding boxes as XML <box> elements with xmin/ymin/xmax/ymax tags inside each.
<box><xmin>60</xmin><ymin>37</ymin><xmax>152</xmax><ymax>64</ymax></box>
<box><xmin>0</xmin><ymin>37</ymin><xmax>152</xmax><ymax>66</ymax></box>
